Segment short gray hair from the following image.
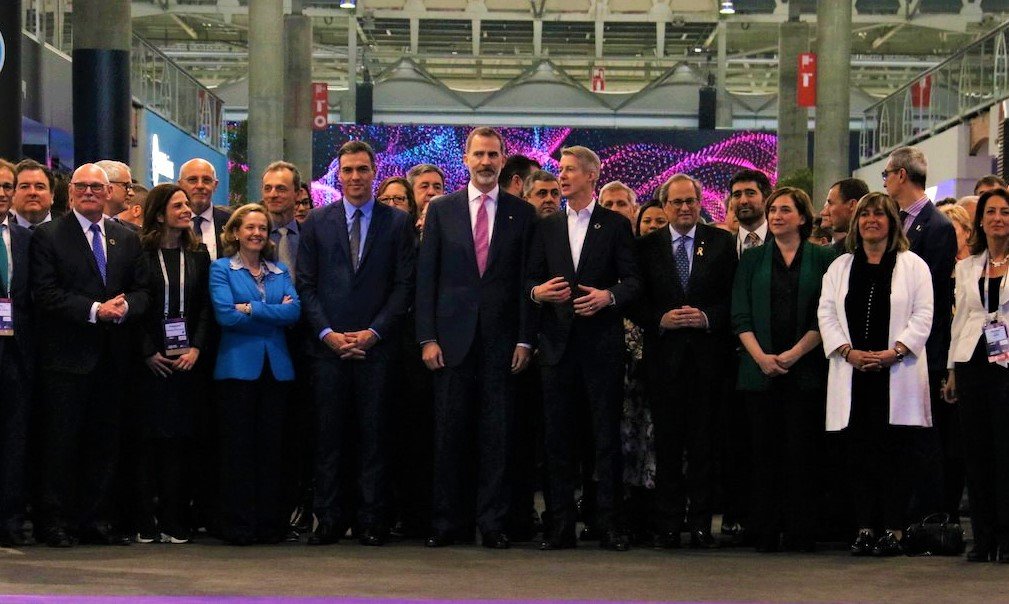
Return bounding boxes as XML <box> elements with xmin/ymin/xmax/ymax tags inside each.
<box><xmin>406</xmin><ymin>163</ymin><xmax>445</xmax><ymax>187</ymax></box>
<box><xmin>522</xmin><ymin>169</ymin><xmax>558</xmax><ymax>198</ymax></box>
<box><xmin>888</xmin><ymin>146</ymin><xmax>928</xmax><ymax>188</ymax></box>
<box><xmin>263</xmin><ymin>160</ymin><xmax>302</xmax><ymax>190</ymax></box>
<box><xmin>658</xmin><ymin>173</ymin><xmax>703</xmax><ymax>205</ymax></box>
<box><xmin>95</xmin><ymin>160</ymin><xmax>131</xmax><ymax>182</ymax></box>
<box><xmin>599</xmin><ymin>180</ymin><xmax>637</xmax><ymax>205</ymax></box>
<box><xmin>560</xmin><ymin>146</ymin><xmax>601</xmax><ymax>181</ymax></box>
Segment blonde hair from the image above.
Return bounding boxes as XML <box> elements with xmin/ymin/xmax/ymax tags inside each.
<box><xmin>939</xmin><ymin>203</ymin><xmax>972</xmax><ymax>236</ymax></box>
<box><xmin>560</xmin><ymin>146</ymin><xmax>601</xmax><ymax>183</ymax></box>
<box><xmin>221</xmin><ymin>203</ymin><xmax>277</xmax><ymax>260</ymax></box>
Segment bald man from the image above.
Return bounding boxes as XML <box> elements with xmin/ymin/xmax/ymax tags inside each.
<box><xmin>178</xmin><ymin>158</ymin><xmax>231</xmax><ymax>260</ymax></box>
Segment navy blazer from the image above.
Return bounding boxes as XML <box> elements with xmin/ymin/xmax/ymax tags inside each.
<box><xmin>209</xmin><ymin>256</ymin><xmax>301</xmax><ymax>381</ymax></box>
<box><xmin>297</xmin><ymin>200</ymin><xmax>416</xmax><ymax>359</ymax></box>
<box><xmin>415</xmin><ymin>188</ymin><xmax>536</xmax><ymax>367</ymax></box>
<box><xmin>524</xmin><ymin>203</ymin><xmax>641</xmax><ymax>366</ymax></box>
<box><xmin>0</xmin><ymin>222</ymin><xmax>33</xmax><ymax>372</ymax></box>
<box><xmin>905</xmin><ymin>200</ymin><xmax>956</xmax><ymax>370</ymax></box>
<box><xmin>30</xmin><ymin>213</ymin><xmax>149</xmax><ymax>374</ymax></box>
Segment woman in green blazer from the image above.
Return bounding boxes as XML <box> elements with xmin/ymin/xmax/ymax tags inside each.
<box><xmin>731</xmin><ymin>186</ymin><xmax>836</xmax><ymax>553</ymax></box>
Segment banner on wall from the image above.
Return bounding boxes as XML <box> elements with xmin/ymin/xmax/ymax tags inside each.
<box><xmin>135</xmin><ymin>109</ymin><xmax>230</xmax><ymax>206</ymax></box>
<box><xmin>313</xmin><ymin>83</ymin><xmax>329</xmax><ymax>130</ymax></box>
<box><xmin>911</xmin><ymin>75</ymin><xmax>932</xmax><ymax>109</ymax></box>
<box><xmin>797</xmin><ymin>53</ymin><xmax>816</xmax><ymax>108</ymax></box>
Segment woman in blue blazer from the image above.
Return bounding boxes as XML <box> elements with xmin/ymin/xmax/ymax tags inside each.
<box><xmin>209</xmin><ymin>203</ymin><xmax>301</xmax><ymax>545</ymax></box>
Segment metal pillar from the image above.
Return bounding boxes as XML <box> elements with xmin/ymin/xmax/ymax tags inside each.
<box><xmin>0</xmin><ymin>2</ymin><xmax>22</xmax><ymax>160</ymax></box>
<box><xmin>813</xmin><ymin>0</ymin><xmax>852</xmax><ymax>206</ymax></box>
<box><xmin>284</xmin><ymin>11</ymin><xmax>313</xmax><ymax>182</ymax></box>
<box><xmin>716</xmin><ymin>21</ymin><xmax>732</xmax><ymax>128</ymax></box>
<box><xmin>72</xmin><ymin>0</ymin><xmax>131</xmax><ymax>165</ymax></box>
<box><xmin>777</xmin><ymin>19</ymin><xmax>810</xmax><ymax>181</ymax></box>
<box><xmin>347</xmin><ymin>14</ymin><xmax>358</xmax><ymax>124</ymax></box>
<box><xmin>248</xmin><ymin>0</ymin><xmax>285</xmax><ymax>200</ymax></box>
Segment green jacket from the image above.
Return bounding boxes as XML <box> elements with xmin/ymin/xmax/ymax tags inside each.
<box><xmin>731</xmin><ymin>240</ymin><xmax>837</xmax><ymax>392</ymax></box>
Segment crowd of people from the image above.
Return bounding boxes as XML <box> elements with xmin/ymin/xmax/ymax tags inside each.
<box><xmin>1</xmin><ymin>128</ymin><xmax>1008</xmax><ymax>563</ymax></box>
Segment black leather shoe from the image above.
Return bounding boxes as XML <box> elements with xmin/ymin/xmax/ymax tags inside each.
<box><xmin>967</xmin><ymin>543</ymin><xmax>995</xmax><ymax>562</ymax></box>
<box><xmin>81</xmin><ymin>523</ymin><xmax>131</xmax><ymax>546</ymax></box>
<box><xmin>539</xmin><ymin>535</ymin><xmax>576</xmax><ymax>550</ymax></box>
<box><xmin>688</xmin><ymin>530</ymin><xmax>719</xmax><ymax>549</ymax></box>
<box><xmin>600</xmin><ymin>530</ymin><xmax>631</xmax><ymax>551</ymax></box>
<box><xmin>579</xmin><ymin>524</ymin><xmax>598</xmax><ymax>541</ymax></box>
<box><xmin>482</xmin><ymin>530</ymin><xmax>510</xmax><ymax>549</ymax></box>
<box><xmin>425</xmin><ymin>533</ymin><xmax>455</xmax><ymax>548</ymax></box>
<box><xmin>652</xmin><ymin>531</ymin><xmax>681</xmax><ymax>549</ymax></box>
<box><xmin>308</xmin><ymin>524</ymin><xmax>340</xmax><ymax>545</ymax></box>
<box><xmin>871</xmin><ymin>531</ymin><xmax>903</xmax><ymax>557</ymax></box>
<box><xmin>996</xmin><ymin>544</ymin><xmax>1009</xmax><ymax>563</ymax></box>
<box><xmin>850</xmin><ymin>530</ymin><xmax>874</xmax><ymax>556</ymax></box>
<box><xmin>45</xmin><ymin>527</ymin><xmax>77</xmax><ymax>548</ymax></box>
<box><xmin>0</xmin><ymin>527</ymin><xmax>35</xmax><ymax>547</ymax></box>
<box><xmin>358</xmin><ymin>528</ymin><xmax>386</xmax><ymax>547</ymax></box>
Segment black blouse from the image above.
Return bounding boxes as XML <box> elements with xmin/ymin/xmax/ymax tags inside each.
<box><xmin>845</xmin><ymin>249</ymin><xmax>897</xmax><ymax>351</ymax></box>
<box><xmin>769</xmin><ymin>242</ymin><xmax>803</xmax><ymax>354</ymax></box>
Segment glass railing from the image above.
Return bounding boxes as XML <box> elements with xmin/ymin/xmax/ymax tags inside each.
<box><xmin>860</xmin><ymin>19</ymin><xmax>1009</xmax><ymax>165</ymax></box>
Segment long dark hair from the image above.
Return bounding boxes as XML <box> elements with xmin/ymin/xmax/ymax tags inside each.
<box><xmin>141</xmin><ymin>183</ymin><xmax>201</xmax><ymax>252</ymax></box>
<box><xmin>970</xmin><ymin>188</ymin><xmax>1009</xmax><ymax>256</ymax></box>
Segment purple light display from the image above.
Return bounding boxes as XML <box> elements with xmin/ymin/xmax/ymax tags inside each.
<box><xmin>311</xmin><ymin>125</ymin><xmax>777</xmax><ymax>221</ymax></box>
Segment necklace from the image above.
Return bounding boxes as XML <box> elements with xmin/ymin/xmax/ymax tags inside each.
<box><xmin>990</xmin><ymin>254</ymin><xmax>1009</xmax><ymax>268</ymax></box>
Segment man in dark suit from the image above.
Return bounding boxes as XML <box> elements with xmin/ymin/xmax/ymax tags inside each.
<box><xmin>633</xmin><ymin>173</ymin><xmax>736</xmax><ymax>549</ymax></box>
<box><xmin>526</xmin><ymin>145</ymin><xmax>640</xmax><ymax>551</ymax></box>
<box><xmin>30</xmin><ymin>163</ymin><xmax>149</xmax><ymax>547</ymax></box>
<box><xmin>178</xmin><ymin>158</ymin><xmax>230</xmax><ymax>261</ymax></box>
<box><xmin>95</xmin><ymin>160</ymin><xmax>138</xmax><ymax>232</ymax></box>
<box><xmin>822</xmin><ymin>178</ymin><xmax>868</xmax><ymax>254</ymax></box>
<box><xmin>883</xmin><ymin>146</ymin><xmax>958</xmax><ymax>519</ymax></box>
<box><xmin>416</xmin><ymin>126</ymin><xmax>535</xmax><ymax>549</ymax></box>
<box><xmin>298</xmin><ymin>141</ymin><xmax>416</xmax><ymax>546</ymax></box>
<box><xmin>0</xmin><ymin>159</ymin><xmax>34</xmax><ymax>546</ymax></box>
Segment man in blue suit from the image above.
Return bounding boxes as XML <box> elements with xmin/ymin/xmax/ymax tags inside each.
<box><xmin>0</xmin><ymin>159</ymin><xmax>34</xmax><ymax>546</ymax></box>
<box><xmin>416</xmin><ymin>127</ymin><xmax>536</xmax><ymax>549</ymax></box>
<box><xmin>883</xmin><ymin>145</ymin><xmax>958</xmax><ymax>520</ymax></box>
<box><xmin>297</xmin><ymin>141</ymin><xmax>417</xmax><ymax>546</ymax></box>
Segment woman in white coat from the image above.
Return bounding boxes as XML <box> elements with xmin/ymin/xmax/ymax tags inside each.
<box><xmin>817</xmin><ymin>191</ymin><xmax>934</xmax><ymax>557</ymax></box>
<box><xmin>943</xmin><ymin>188</ymin><xmax>1009</xmax><ymax>563</ymax></box>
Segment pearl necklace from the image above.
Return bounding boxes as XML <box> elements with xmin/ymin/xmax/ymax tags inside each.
<box><xmin>990</xmin><ymin>254</ymin><xmax>1009</xmax><ymax>268</ymax></box>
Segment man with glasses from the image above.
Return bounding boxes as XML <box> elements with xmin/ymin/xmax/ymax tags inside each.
<box><xmin>633</xmin><ymin>173</ymin><xmax>736</xmax><ymax>549</ymax></box>
<box><xmin>178</xmin><ymin>158</ymin><xmax>230</xmax><ymax>261</ymax></box>
<box><xmin>10</xmin><ymin>160</ymin><xmax>54</xmax><ymax>230</ymax></box>
<box><xmin>95</xmin><ymin>161</ymin><xmax>137</xmax><ymax>231</ymax></box>
<box><xmin>295</xmin><ymin>184</ymin><xmax>314</xmax><ymax>224</ymax></box>
<box><xmin>30</xmin><ymin>163</ymin><xmax>148</xmax><ymax>547</ymax></box>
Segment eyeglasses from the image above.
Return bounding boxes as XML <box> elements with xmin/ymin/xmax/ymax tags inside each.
<box><xmin>295</xmin><ymin>199</ymin><xmax>313</xmax><ymax>208</ymax></box>
<box><xmin>378</xmin><ymin>195</ymin><xmax>408</xmax><ymax>205</ymax></box>
<box><xmin>0</xmin><ymin>183</ymin><xmax>13</xmax><ymax>192</ymax></box>
<box><xmin>183</xmin><ymin>176</ymin><xmax>217</xmax><ymax>186</ymax></box>
<box><xmin>71</xmin><ymin>182</ymin><xmax>108</xmax><ymax>193</ymax></box>
<box><xmin>666</xmin><ymin>198</ymin><xmax>698</xmax><ymax>207</ymax></box>
<box><xmin>110</xmin><ymin>181</ymin><xmax>134</xmax><ymax>191</ymax></box>
<box><xmin>881</xmin><ymin>168</ymin><xmax>902</xmax><ymax>180</ymax></box>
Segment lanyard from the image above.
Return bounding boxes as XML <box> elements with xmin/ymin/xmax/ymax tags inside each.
<box><xmin>157</xmin><ymin>249</ymin><xmax>186</xmax><ymax>319</ymax></box>
<box><xmin>983</xmin><ymin>251</ymin><xmax>1007</xmax><ymax>322</ymax></box>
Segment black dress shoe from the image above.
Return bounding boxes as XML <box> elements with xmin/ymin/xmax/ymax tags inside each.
<box><xmin>0</xmin><ymin>528</ymin><xmax>35</xmax><ymax>547</ymax></box>
<box><xmin>600</xmin><ymin>530</ymin><xmax>631</xmax><ymax>552</ymax></box>
<box><xmin>996</xmin><ymin>544</ymin><xmax>1009</xmax><ymax>563</ymax></box>
<box><xmin>308</xmin><ymin>524</ymin><xmax>340</xmax><ymax>545</ymax></box>
<box><xmin>539</xmin><ymin>535</ymin><xmax>576</xmax><ymax>550</ymax></box>
<box><xmin>650</xmin><ymin>531</ymin><xmax>681</xmax><ymax>549</ymax></box>
<box><xmin>81</xmin><ymin>523</ymin><xmax>131</xmax><ymax>546</ymax></box>
<box><xmin>45</xmin><ymin>527</ymin><xmax>77</xmax><ymax>548</ymax></box>
<box><xmin>688</xmin><ymin>529</ymin><xmax>719</xmax><ymax>549</ymax></box>
<box><xmin>871</xmin><ymin>531</ymin><xmax>903</xmax><ymax>557</ymax></box>
<box><xmin>482</xmin><ymin>531</ymin><xmax>510</xmax><ymax>549</ymax></box>
<box><xmin>358</xmin><ymin>528</ymin><xmax>386</xmax><ymax>546</ymax></box>
<box><xmin>850</xmin><ymin>530</ymin><xmax>875</xmax><ymax>556</ymax></box>
<box><xmin>425</xmin><ymin>533</ymin><xmax>455</xmax><ymax>548</ymax></box>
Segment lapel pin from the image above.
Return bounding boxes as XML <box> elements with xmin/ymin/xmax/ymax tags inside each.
<box><xmin>697</xmin><ymin>243</ymin><xmax>705</xmax><ymax>256</ymax></box>
<box><xmin>916</xmin><ymin>225</ymin><xmax>923</xmax><ymax>232</ymax></box>
<box><xmin>593</xmin><ymin>223</ymin><xmax>601</xmax><ymax>229</ymax></box>
<box><xmin>109</xmin><ymin>238</ymin><xmax>116</xmax><ymax>246</ymax></box>
<box><xmin>508</xmin><ymin>215</ymin><xmax>514</xmax><ymax>220</ymax></box>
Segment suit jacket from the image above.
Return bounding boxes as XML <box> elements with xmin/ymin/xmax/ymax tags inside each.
<box><xmin>209</xmin><ymin>256</ymin><xmax>301</xmax><ymax>381</ymax></box>
<box><xmin>631</xmin><ymin>223</ymin><xmax>736</xmax><ymax>375</ymax></box>
<box><xmin>297</xmin><ymin>200</ymin><xmax>416</xmax><ymax>359</ymax></box>
<box><xmin>525</xmin><ymin>203</ymin><xmax>641</xmax><ymax>366</ymax></box>
<box><xmin>0</xmin><ymin>223</ymin><xmax>33</xmax><ymax>372</ymax></box>
<box><xmin>415</xmin><ymin>188</ymin><xmax>536</xmax><ymax>367</ymax></box>
<box><xmin>947</xmin><ymin>253</ymin><xmax>1009</xmax><ymax>368</ymax></box>
<box><xmin>30</xmin><ymin>213</ymin><xmax>149</xmax><ymax>374</ymax></box>
<box><xmin>137</xmin><ymin>246</ymin><xmax>213</xmax><ymax>359</ymax></box>
<box><xmin>731</xmin><ymin>239</ymin><xmax>835</xmax><ymax>392</ymax></box>
<box><xmin>905</xmin><ymin>200</ymin><xmax>956</xmax><ymax>370</ymax></box>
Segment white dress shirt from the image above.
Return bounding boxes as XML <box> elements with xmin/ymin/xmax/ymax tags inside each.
<box><xmin>468</xmin><ymin>182</ymin><xmax>498</xmax><ymax>243</ymax></box>
<box><xmin>196</xmin><ymin>206</ymin><xmax>218</xmax><ymax>260</ymax></box>
<box><xmin>567</xmin><ymin>199</ymin><xmax>596</xmax><ymax>269</ymax></box>
<box><xmin>73</xmin><ymin>209</ymin><xmax>128</xmax><ymax>324</ymax></box>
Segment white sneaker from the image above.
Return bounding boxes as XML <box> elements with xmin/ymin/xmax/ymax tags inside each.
<box><xmin>135</xmin><ymin>532</ymin><xmax>156</xmax><ymax>544</ymax></box>
<box><xmin>160</xmin><ymin>532</ymin><xmax>189</xmax><ymax>544</ymax></box>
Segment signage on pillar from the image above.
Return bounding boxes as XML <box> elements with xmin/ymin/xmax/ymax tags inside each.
<box><xmin>591</xmin><ymin>67</ymin><xmax>606</xmax><ymax>92</ymax></box>
<box><xmin>911</xmin><ymin>75</ymin><xmax>932</xmax><ymax>109</ymax></box>
<box><xmin>312</xmin><ymin>83</ymin><xmax>329</xmax><ymax>130</ymax></box>
<box><xmin>797</xmin><ymin>52</ymin><xmax>816</xmax><ymax>108</ymax></box>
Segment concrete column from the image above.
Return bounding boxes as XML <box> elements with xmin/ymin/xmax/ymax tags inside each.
<box><xmin>347</xmin><ymin>14</ymin><xmax>358</xmax><ymax>124</ymax></box>
<box><xmin>777</xmin><ymin>20</ymin><xmax>809</xmax><ymax>182</ymax></box>
<box><xmin>0</xmin><ymin>2</ymin><xmax>22</xmax><ymax>159</ymax></box>
<box><xmin>284</xmin><ymin>13</ymin><xmax>313</xmax><ymax>182</ymax></box>
<box><xmin>248</xmin><ymin>0</ymin><xmax>285</xmax><ymax>200</ymax></box>
<box><xmin>813</xmin><ymin>0</ymin><xmax>852</xmax><ymax>206</ymax></box>
<box><xmin>72</xmin><ymin>0</ymin><xmax>131</xmax><ymax>165</ymax></box>
<box><xmin>533</xmin><ymin>19</ymin><xmax>543</xmax><ymax>57</ymax></box>
<box><xmin>655</xmin><ymin>21</ymin><xmax>665</xmax><ymax>59</ymax></box>
<box><xmin>716</xmin><ymin>21</ymin><xmax>732</xmax><ymax>128</ymax></box>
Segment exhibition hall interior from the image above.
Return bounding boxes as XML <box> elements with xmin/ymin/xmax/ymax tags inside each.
<box><xmin>6</xmin><ymin>0</ymin><xmax>1009</xmax><ymax>602</ymax></box>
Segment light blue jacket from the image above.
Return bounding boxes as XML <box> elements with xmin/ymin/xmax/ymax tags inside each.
<box><xmin>210</xmin><ymin>255</ymin><xmax>301</xmax><ymax>381</ymax></box>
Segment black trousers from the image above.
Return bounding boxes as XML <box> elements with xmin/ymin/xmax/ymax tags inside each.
<box><xmin>390</xmin><ymin>323</ymin><xmax>434</xmax><ymax>536</ymax></box>
<box><xmin>215</xmin><ymin>371</ymin><xmax>288</xmax><ymax>542</ymax></box>
<box><xmin>541</xmin><ymin>344</ymin><xmax>623</xmax><ymax>535</ymax></box>
<box><xmin>747</xmin><ymin>385</ymin><xmax>823</xmax><ymax>543</ymax></box>
<box><xmin>312</xmin><ymin>354</ymin><xmax>392</xmax><ymax>531</ymax></box>
<box><xmin>431</xmin><ymin>333</ymin><xmax>514</xmax><ymax>536</ymax></box>
<box><xmin>282</xmin><ymin>327</ymin><xmax>315</xmax><ymax>525</ymax></box>
<box><xmin>133</xmin><ymin>437</ymin><xmax>192</xmax><ymax>538</ymax></box>
<box><xmin>718</xmin><ymin>350</ymin><xmax>750</xmax><ymax>529</ymax></box>
<box><xmin>650</xmin><ymin>353</ymin><xmax>716</xmax><ymax>534</ymax></box>
<box><xmin>0</xmin><ymin>345</ymin><xmax>30</xmax><ymax>531</ymax></box>
<box><xmin>38</xmin><ymin>360</ymin><xmax>125</xmax><ymax>535</ymax></box>
<box><xmin>508</xmin><ymin>363</ymin><xmax>544</xmax><ymax>536</ymax></box>
<box><xmin>955</xmin><ymin>355</ymin><xmax>1009</xmax><ymax>548</ymax></box>
<box><xmin>906</xmin><ymin>371</ymin><xmax>955</xmax><ymax>520</ymax></box>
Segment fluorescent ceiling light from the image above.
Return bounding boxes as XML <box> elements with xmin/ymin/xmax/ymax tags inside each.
<box><xmin>340</xmin><ymin>0</ymin><xmax>357</xmax><ymax>8</ymax></box>
<box><xmin>720</xmin><ymin>1</ymin><xmax>735</xmax><ymax>15</ymax></box>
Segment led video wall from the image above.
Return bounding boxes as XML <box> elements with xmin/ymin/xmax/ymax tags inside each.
<box><xmin>311</xmin><ymin>125</ymin><xmax>778</xmax><ymax>222</ymax></box>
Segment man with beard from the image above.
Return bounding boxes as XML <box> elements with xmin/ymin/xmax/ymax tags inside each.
<box><xmin>416</xmin><ymin>127</ymin><xmax>535</xmax><ymax>549</ymax></box>
<box><xmin>730</xmin><ymin>169</ymin><xmax>772</xmax><ymax>257</ymax></box>
<box><xmin>499</xmin><ymin>155</ymin><xmax>541</xmax><ymax>198</ymax></box>
<box><xmin>523</xmin><ymin>170</ymin><xmax>561</xmax><ymax>218</ymax></box>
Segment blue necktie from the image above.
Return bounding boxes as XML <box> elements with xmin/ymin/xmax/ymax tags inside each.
<box><xmin>90</xmin><ymin>223</ymin><xmax>107</xmax><ymax>284</ymax></box>
<box><xmin>674</xmin><ymin>235</ymin><xmax>691</xmax><ymax>290</ymax></box>
<box><xmin>0</xmin><ymin>225</ymin><xmax>9</xmax><ymax>296</ymax></box>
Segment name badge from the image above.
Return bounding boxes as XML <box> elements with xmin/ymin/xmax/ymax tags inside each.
<box><xmin>0</xmin><ymin>299</ymin><xmax>13</xmax><ymax>336</ymax></box>
<box><xmin>984</xmin><ymin>320</ymin><xmax>1009</xmax><ymax>363</ymax></box>
<box><xmin>163</xmin><ymin>318</ymin><xmax>191</xmax><ymax>357</ymax></box>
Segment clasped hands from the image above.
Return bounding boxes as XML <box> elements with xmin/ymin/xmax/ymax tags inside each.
<box><xmin>533</xmin><ymin>277</ymin><xmax>610</xmax><ymax>317</ymax></box>
<box><xmin>753</xmin><ymin>348</ymin><xmax>802</xmax><ymax>376</ymax></box>
<box><xmin>846</xmin><ymin>348</ymin><xmax>899</xmax><ymax>372</ymax></box>
<box><xmin>97</xmin><ymin>294</ymin><xmax>128</xmax><ymax>322</ymax></box>
<box><xmin>659</xmin><ymin>306</ymin><xmax>707</xmax><ymax>331</ymax></box>
<box><xmin>324</xmin><ymin>330</ymin><xmax>378</xmax><ymax>360</ymax></box>
<box><xmin>145</xmin><ymin>348</ymin><xmax>200</xmax><ymax>377</ymax></box>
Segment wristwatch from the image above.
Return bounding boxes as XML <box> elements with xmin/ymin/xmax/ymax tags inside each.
<box><xmin>893</xmin><ymin>347</ymin><xmax>906</xmax><ymax>362</ymax></box>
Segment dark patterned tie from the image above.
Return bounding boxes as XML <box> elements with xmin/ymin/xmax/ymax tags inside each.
<box><xmin>90</xmin><ymin>223</ymin><xmax>107</xmax><ymax>284</ymax></box>
<box><xmin>674</xmin><ymin>235</ymin><xmax>691</xmax><ymax>290</ymax></box>
<box><xmin>349</xmin><ymin>209</ymin><xmax>362</xmax><ymax>270</ymax></box>
<box><xmin>192</xmin><ymin>215</ymin><xmax>205</xmax><ymax>243</ymax></box>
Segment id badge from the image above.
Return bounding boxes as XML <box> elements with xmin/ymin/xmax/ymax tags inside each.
<box><xmin>0</xmin><ymin>299</ymin><xmax>12</xmax><ymax>337</ymax></box>
<box><xmin>163</xmin><ymin>318</ymin><xmax>191</xmax><ymax>357</ymax></box>
<box><xmin>984</xmin><ymin>320</ymin><xmax>1009</xmax><ymax>363</ymax></box>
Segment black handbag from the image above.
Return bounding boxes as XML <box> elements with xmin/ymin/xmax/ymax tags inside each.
<box><xmin>903</xmin><ymin>513</ymin><xmax>965</xmax><ymax>556</ymax></box>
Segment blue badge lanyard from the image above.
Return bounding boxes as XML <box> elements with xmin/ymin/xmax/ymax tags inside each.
<box><xmin>157</xmin><ymin>249</ymin><xmax>186</xmax><ymax>320</ymax></box>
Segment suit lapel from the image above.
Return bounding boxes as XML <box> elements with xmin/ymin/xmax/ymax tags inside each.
<box><xmin>103</xmin><ymin>219</ymin><xmax>122</xmax><ymax>289</ymax></box>
<box><xmin>358</xmin><ymin>203</ymin><xmax>386</xmax><ymax>271</ymax></box>
<box><xmin>67</xmin><ymin>215</ymin><xmax>103</xmax><ymax>285</ymax></box>
<box><xmin>685</xmin><ymin>224</ymin><xmax>710</xmax><ymax>292</ymax></box>
<box><xmin>906</xmin><ymin>201</ymin><xmax>932</xmax><ymax>247</ymax></box>
<box><xmin>453</xmin><ymin>194</ymin><xmax>480</xmax><ymax>278</ymax></box>
<box><xmin>654</xmin><ymin>227</ymin><xmax>679</xmax><ymax>293</ymax></box>
<box><xmin>575</xmin><ymin>204</ymin><xmax>605</xmax><ymax>276</ymax></box>
<box><xmin>486</xmin><ymin>196</ymin><xmax>510</xmax><ymax>276</ymax></box>
<box><xmin>10</xmin><ymin>227</ymin><xmax>28</xmax><ymax>297</ymax></box>
<box><xmin>331</xmin><ymin>202</ymin><xmax>352</xmax><ymax>269</ymax></box>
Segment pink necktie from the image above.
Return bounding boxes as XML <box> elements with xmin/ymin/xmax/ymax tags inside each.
<box><xmin>474</xmin><ymin>194</ymin><xmax>489</xmax><ymax>276</ymax></box>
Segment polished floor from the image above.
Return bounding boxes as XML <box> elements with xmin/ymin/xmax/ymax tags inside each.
<box><xmin>2</xmin><ymin>531</ymin><xmax>1007</xmax><ymax>603</ymax></box>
